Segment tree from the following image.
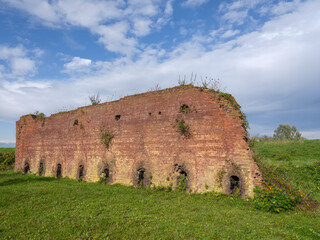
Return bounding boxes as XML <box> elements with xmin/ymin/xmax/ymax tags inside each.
<box><xmin>273</xmin><ymin>124</ymin><xmax>302</xmax><ymax>140</ymax></box>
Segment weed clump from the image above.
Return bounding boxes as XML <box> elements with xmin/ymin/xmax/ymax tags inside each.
<box><xmin>150</xmin><ymin>183</ymin><xmax>173</xmax><ymax>192</ymax></box>
<box><xmin>179</xmin><ymin>104</ymin><xmax>190</xmax><ymax>114</ymax></box>
<box><xmin>202</xmin><ymin>191</ymin><xmax>234</xmax><ymax>200</ymax></box>
<box><xmin>0</xmin><ymin>152</ymin><xmax>15</xmax><ymax>170</ymax></box>
<box><xmin>32</xmin><ymin>111</ymin><xmax>45</xmax><ymax>120</ymax></box>
<box><xmin>278</xmin><ymin>153</ymin><xmax>291</xmax><ymax>161</ymax></box>
<box><xmin>101</xmin><ymin>131</ymin><xmax>114</xmax><ymax>149</ymax></box>
<box><xmin>252</xmin><ymin>185</ymin><xmax>303</xmax><ymax>213</ymax></box>
<box><xmin>89</xmin><ymin>93</ymin><xmax>101</xmax><ymax>105</ymax></box>
<box><xmin>218</xmin><ymin>169</ymin><xmax>226</xmax><ymax>187</ymax></box>
<box><xmin>252</xmin><ymin>152</ymin><xmax>315</xmax><ymax>213</ymax></box>
<box><xmin>177</xmin><ymin>174</ymin><xmax>187</xmax><ymax>192</ymax></box>
<box><xmin>174</xmin><ymin>119</ymin><xmax>191</xmax><ymax>138</ymax></box>
<box><xmin>99</xmin><ymin>177</ymin><xmax>109</xmax><ymax>184</ymax></box>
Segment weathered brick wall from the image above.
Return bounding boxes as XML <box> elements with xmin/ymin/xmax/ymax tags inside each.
<box><xmin>15</xmin><ymin>86</ymin><xmax>261</xmax><ymax>197</ymax></box>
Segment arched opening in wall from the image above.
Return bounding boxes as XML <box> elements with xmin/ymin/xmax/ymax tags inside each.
<box><xmin>230</xmin><ymin>175</ymin><xmax>241</xmax><ymax>195</ymax></box>
<box><xmin>99</xmin><ymin>167</ymin><xmax>110</xmax><ymax>184</ymax></box>
<box><xmin>38</xmin><ymin>162</ymin><xmax>45</xmax><ymax>176</ymax></box>
<box><xmin>173</xmin><ymin>164</ymin><xmax>188</xmax><ymax>191</ymax></box>
<box><xmin>77</xmin><ymin>165</ymin><xmax>84</xmax><ymax>180</ymax></box>
<box><xmin>137</xmin><ymin>168</ymin><xmax>145</xmax><ymax>186</ymax></box>
<box><xmin>103</xmin><ymin>168</ymin><xmax>109</xmax><ymax>179</ymax></box>
<box><xmin>56</xmin><ymin>164</ymin><xmax>62</xmax><ymax>178</ymax></box>
<box><xmin>23</xmin><ymin>162</ymin><xmax>30</xmax><ymax>174</ymax></box>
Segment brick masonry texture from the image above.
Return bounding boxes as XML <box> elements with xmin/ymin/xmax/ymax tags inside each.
<box><xmin>15</xmin><ymin>86</ymin><xmax>261</xmax><ymax>197</ymax></box>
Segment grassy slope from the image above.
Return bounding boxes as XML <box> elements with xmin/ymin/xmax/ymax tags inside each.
<box><xmin>0</xmin><ymin>141</ymin><xmax>320</xmax><ymax>239</ymax></box>
<box><xmin>254</xmin><ymin>140</ymin><xmax>320</xmax><ymax>202</ymax></box>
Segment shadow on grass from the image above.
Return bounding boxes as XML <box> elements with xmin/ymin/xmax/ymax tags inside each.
<box><xmin>0</xmin><ymin>175</ymin><xmax>56</xmax><ymax>187</ymax></box>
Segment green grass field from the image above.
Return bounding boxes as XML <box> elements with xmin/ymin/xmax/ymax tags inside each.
<box><xmin>0</xmin><ymin>148</ymin><xmax>15</xmax><ymax>153</ymax></box>
<box><xmin>0</xmin><ymin>141</ymin><xmax>319</xmax><ymax>239</ymax></box>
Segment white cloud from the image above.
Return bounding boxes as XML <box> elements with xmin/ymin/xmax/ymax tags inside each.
<box><xmin>219</xmin><ymin>0</ymin><xmax>268</xmax><ymax>12</ymax></box>
<box><xmin>156</xmin><ymin>0</ymin><xmax>174</xmax><ymax>27</ymax></box>
<box><xmin>2</xmin><ymin>0</ymin><xmax>173</xmax><ymax>54</ymax></box>
<box><xmin>10</xmin><ymin>57</ymin><xmax>36</xmax><ymax>76</ymax></box>
<box><xmin>221</xmin><ymin>29</ymin><xmax>240</xmax><ymax>38</ymax></box>
<box><xmin>132</xmin><ymin>18</ymin><xmax>152</xmax><ymax>36</ymax></box>
<box><xmin>180</xmin><ymin>27</ymin><xmax>188</xmax><ymax>36</ymax></box>
<box><xmin>94</xmin><ymin>22</ymin><xmax>137</xmax><ymax>54</ymax></box>
<box><xmin>0</xmin><ymin>45</ymin><xmax>38</xmax><ymax>77</ymax></box>
<box><xmin>0</xmin><ymin>140</ymin><xmax>16</xmax><ymax>144</ymax></box>
<box><xmin>271</xmin><ymin>0</ymin><xmax>300</xmax><ymax>16</ymax></box>
<box><xmin>3</xmin><ymin>0</ymin><xmax>124</xmax><ymax>27</ymax></box>
<box><xmin>0</xmin><ymin>45</ymin><xmax>25</xmax><ymax>59</ymax></box>
<box><xmin>164</xmin><ymin>0</ymin><xmax>173</xmax><ymax>15</ymax></box>
<box><xmin>221</xmin><ymin>10</ymin><xmax>248</xmax><ymax>25</ymax></box>
<box><xmin>6</xmin><ymin>0</ymin><xmax>60</xmax><ymax>26</ymax></box>
<box><xmin>125</xmin><ymin>0</ymin><xmax>158</xmax><ymax>17</ymax></box>
<box><xmin>55</xmin><ymin>0</ymin><xmax>124</xmax><ymax>27</ymax></box>
<box><xmin>301</xmin><ymin>130</ymin><xmax>320</xmax><ymax>140</ymax></box>
<box><xmin>63</xmin><ymin>57</ymin><xmax>92</xmax><ymax>73</ymax></box>
<box><xmin>1</xmin><ymin>80</ymin><xmax>51</xmax><ymax>94</ymax></box>
<box><xmin>218</xmin><ymin>0</ymin><xmax>270</xmax><ymax>27</ymax></box>
<box><xmin>182</xmin><ymin>0</ymin><xmax>208</xmax><ymax>8</ymax></box>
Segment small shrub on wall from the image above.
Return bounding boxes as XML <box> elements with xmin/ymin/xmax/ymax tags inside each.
<box><xmin>33</xmin><ymin>111</ymin><xmax>45</xmax><ymax>119</ymax></box>
<box><xmin>101</xmin><ymin>131</ymin><xmax>114</xmax><ymax>149</ymax></box>
<box><xmin>174</xmin><ymin>119</ymin><xmax>191</xmax><ymax>138</ymax></box>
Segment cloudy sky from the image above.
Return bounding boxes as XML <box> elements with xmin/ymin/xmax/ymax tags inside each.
<box><xmin>0</xmin><ymin>0</ymin><xmax>319</xmax><ymax>146</ymax></box>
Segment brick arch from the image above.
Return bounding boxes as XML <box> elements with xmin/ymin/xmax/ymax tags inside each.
<box><xmin>132</xmin><ymin>162</ymin><xmax>151</xmax><ymax>187</ymax></box>
<box><xmin>222</xmin><ymin>165</ymin><xmax>246</xmax><ymax>197</ymax></box>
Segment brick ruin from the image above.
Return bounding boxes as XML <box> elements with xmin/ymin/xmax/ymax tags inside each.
<box><xmin>15</xmin><ymin>85</ymin><xmax>261</xmax><ymax>197</ymax></box>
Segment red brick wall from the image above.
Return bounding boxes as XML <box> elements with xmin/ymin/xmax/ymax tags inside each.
<box><xmin>15</xmin><ymin>86</ymin><xmax>261</xmax><ymax>196</ymax></box>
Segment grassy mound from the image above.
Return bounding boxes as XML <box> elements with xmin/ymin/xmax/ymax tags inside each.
<box><xmin>254</xmin><ymin>140</ymin><xmax>320</xmax><ymax>203</ymax></box>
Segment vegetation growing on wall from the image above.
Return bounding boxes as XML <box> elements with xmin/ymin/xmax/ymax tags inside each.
<box><xmin>179</xmin><ymin>104</ymin><xmax>191</xmax><ymax>114</ymax></box>
<box><xmin>89</xmin><ymin>93</ymin><xmax>101</xmax><ymax>105</ymax></box>
<box><xmin>174</xmin><ymin>119</ymin><xmax>191</xmax><ymax>138</ymax></box>
<box><xmin>99</xmin><ymin>177</ymin><xmax>109</xmax><ymax>184</ymax></box>
<box><xmin>218</xmin><ymin>169</ymin><xmax>226</xmax><ymax>187</ymax></box>
<box><xmin>174</xmin><ymin>76</ymin><xmax>248</xmax><ymax>132</ymax></box>
<box><xmin>32</xmin><ymin>111</ymin><xmax>45</xmax><ymax>119</ymax></box>
<box><xmin>101</xmin><ymin>131</ymin><xmax>114</xmax><ymax>149</ymax></box>
<box><xmin>218</xmin><ymin>92</ymin><xmax>249</xmax><ymax>131</ymax></box>
<box><xmin>177</xmin><ymin>174</ymin><xmax>187</xmax><ymax>192</ymax></box>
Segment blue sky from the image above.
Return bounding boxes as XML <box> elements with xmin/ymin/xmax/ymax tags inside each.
<box><xmin>0</xmin><ymin>0</ymin><xmax>319</xmax><ymax>147</ymax></box>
